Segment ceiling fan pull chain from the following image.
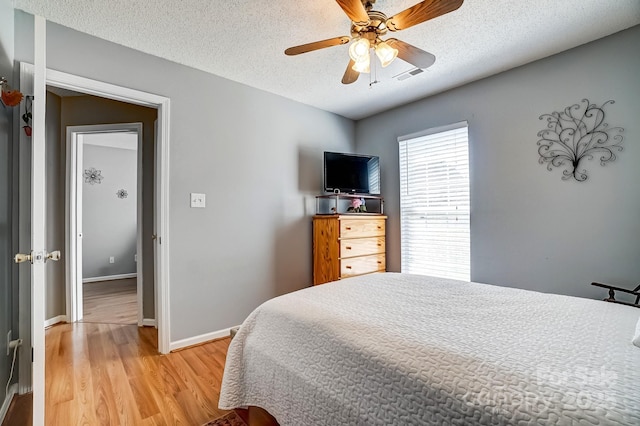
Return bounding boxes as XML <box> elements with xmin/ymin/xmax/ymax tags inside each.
<box><xmin>369</xmin><ymin>52</ymin><xmax>380</xmax><ymax>88</ymax></box>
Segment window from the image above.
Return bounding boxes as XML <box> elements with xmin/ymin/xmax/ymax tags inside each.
<box><xmin>398</xmin><ymin>122</ymin><xmax>470</xmax><ymax>281</ymax></box>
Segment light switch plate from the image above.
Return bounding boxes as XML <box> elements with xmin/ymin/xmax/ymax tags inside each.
<box><xmin>191</xmin><ymin>193</ymin><xmax>206</xmax><ymax>208</ymax></box>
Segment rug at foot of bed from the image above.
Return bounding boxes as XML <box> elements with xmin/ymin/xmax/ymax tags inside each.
<box><xmin>202</xmin><ymin>411</ymin><xmax>247</xmax><ymax>426</ymax></box>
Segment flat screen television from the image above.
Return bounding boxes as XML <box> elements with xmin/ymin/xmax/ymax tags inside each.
<box><xmin>324</xmin><ymin>151</ymin><xmax>380</xmax><ymax>194</ymax></box>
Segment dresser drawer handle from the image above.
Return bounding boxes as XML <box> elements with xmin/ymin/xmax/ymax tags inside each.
<box><xmin>345</xmin><ymin>246</ymin><xmax>352</xmax><ymax>250</ymax></box>
<box><xmin>377</xmin><ymin>226</ymin><xmax>382</xmax><ymax>230</ymax></box>
<box><xmin>345</xmin><ymin>226</ymin><xmax>352</xmax><ymax>230</ymax></box>
<box><xmin>377</xmin><ymin>261</ymin><xmax>382</xmax><ymax>264</ymax></box>
<box><xmin>346</xmin><ymin>265</ymin><xmax>352</xmax><ymax>269</ymax></box>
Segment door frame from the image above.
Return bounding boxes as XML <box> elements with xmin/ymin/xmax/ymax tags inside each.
<box><xmin>66</xmin><ymin>123</ymin><xmax>144</xmax><ymax>325</ymax></box>
<box><xmin>42</xmin><ymin>66</ymin><xmax>172</xmax><ymax>354</ymax></box>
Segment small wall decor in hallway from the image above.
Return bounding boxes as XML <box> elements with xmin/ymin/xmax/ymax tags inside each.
<box><xmin>116</xmin><ymin>189</ymin><xmax>128</xmax><ymax>199</ymax></box>
<box><xmin>84</xmin><ymin>167</ymin><xmax>103</xmax><ymax>185</ymax></box>
<box><xmin>536</xmin><ymin>99</ymin><xmax>624</xmax><ymax>182</ymax></box>
<box><xmin>0</xmin><ymin>76</ymin><xmax>24</xmax><ymax>106</ymax></box>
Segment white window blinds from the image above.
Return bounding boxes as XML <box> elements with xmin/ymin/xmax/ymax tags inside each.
<box><xmin>398</xmin><ymin>123</ymin><xmax>470</xmax><ymax>281</ymax></box>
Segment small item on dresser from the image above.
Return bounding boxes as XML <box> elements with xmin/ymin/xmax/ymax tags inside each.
<box><xmin>347</xmin><ymin>197</ymin><xmax>366</xmax><ymax>213</ymax></box>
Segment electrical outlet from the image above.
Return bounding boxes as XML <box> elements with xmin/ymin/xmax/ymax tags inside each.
<box><xmin>190</xmin><ymin>193</ymin><xmax>206</xmax><ymax>208</ymax></box>
<box><xmin>109</xmin><ymin>256</ymin><xmax>115</xmax><ymax>264</ymax></box>
<box><xmin>6</xmin><ymin>330</ymin><xmax>11</xmax><ymax>356</ymax></box>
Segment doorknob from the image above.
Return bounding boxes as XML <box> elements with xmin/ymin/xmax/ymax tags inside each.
<box><xmin>14</xmin><ymin>253</ymin><xmax>32</xmax><ymax>264</ymax></box>
<box><xmin>14</xmin><ymin>250</ymin><xmax>61</xmax><ymax>264</ymax></box>
<box><xmin>46</xmin><ymin>250</ymin><xmax>61</xmax><ymax>262</ymax></box>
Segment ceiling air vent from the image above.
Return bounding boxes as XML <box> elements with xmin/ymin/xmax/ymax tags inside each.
<box><xmin>395</xmin><ymin>68</ymin><xmax>424</xmax><ymax>81</ymax></box>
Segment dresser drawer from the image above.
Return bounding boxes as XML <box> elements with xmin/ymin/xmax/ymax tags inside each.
<box><xmin>340</xmin><ymin>218</ymin><xmax>385</xmax><ymax>238</ymax></box>
<box><xmin>340</xmin><ymin>237</ymin><xmax>385</xmax><ymax>258</ymax></box>
<box><xmin>340</xmin><ymin>253</ymin><xmax>386</xmax><ymax>278</ymax></box>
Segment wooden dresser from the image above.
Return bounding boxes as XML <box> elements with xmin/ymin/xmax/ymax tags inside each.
<box><xmin>313</xmin><ymin>215</ymin><xmax>386</xmax><ymax>285</ymax></box>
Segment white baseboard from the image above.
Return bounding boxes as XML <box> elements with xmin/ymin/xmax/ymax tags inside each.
<box><xmin>0</xmin><ymin>383</ymin><xmax>18</xmax><ymax>425</ymax></box>
<box><xmin>169</xmin><ymin>326</ymin><xmax>240</xmax><ymax>352</ymax></box>
<box><xmin>142</xmin><ymin>318</ymin><xmax>156</xmax><ymax>327</ymax></box>
<box><xmin>45</xmin><ymin>315</ymin><xmax>68</xmax><ymax>328</ymax></box>
<box><xmin>83</xmin><ymin>273</ymin><xmax>137</xmax><ymax>283</ymax></box>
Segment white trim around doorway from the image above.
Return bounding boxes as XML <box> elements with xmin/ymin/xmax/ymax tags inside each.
<box><xmin>66</xmin><ymin>123</ymin><xmax>144</xmax><ymax>327</ymax></box>
<box><xmin>44</xmin><ymin>67</ymin><xmax>171</xmax><ymax>354</ymax></box>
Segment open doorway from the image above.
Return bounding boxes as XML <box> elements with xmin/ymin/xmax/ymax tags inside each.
<box><xmin>40</xmin><ymin>74</ymin><xmax>168</xmax><ymax>353</ymax></box>
<box><xmin>70</xmin><ymin>126</ymin><xmax>142</xmax><ymax>325</ymax></box>
<box><xmin>43</xmin><ymin>83</ymin><xmax>164</xmax><ymax>348</ymax></box>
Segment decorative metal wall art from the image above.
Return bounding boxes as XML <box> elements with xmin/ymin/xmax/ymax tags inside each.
<box><xmin>536</xmin><ymin>99</ymin><xmax>624</xmax><ymax>182</ymax></box>
<box><xmin>116</xmin><ymin>189</ymin><xmax>128</xmax><ymax>199</ymax></box>
<box><xmin>84</xmin><ymin>167</ymin><xmax>104</xmax><ymax>185</ymax></box>
<box><xmin>22</xmin><ymin>95</ymin><xmax>33</xmax><ymax>136</ymax></box>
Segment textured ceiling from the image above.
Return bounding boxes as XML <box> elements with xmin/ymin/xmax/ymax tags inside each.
<box><xmin>15</xmin><ymin>0</ymin><xmax>640</xmax><ymax>120</ymax></box>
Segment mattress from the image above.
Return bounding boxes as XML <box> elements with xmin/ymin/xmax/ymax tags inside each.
<box><xmin>219</xmin><ymin>273</ymin><xmax>640</xmax><ymax>425</ymax></box>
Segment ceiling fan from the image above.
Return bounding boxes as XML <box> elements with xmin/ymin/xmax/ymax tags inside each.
<box><xmin>285</xmin><ymin>0</ymin><xmax>463</xmax><ymax>84</ymax></box>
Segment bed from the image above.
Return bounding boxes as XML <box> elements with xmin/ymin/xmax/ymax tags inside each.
<box><xmin>219</xmin><ymin>273</ymin><xmax>640</xmax><ymax>425</ymax></box>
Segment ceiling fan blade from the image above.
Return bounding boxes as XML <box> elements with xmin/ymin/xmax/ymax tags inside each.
<box><xmin>387</xmin><ymin>0</ymin><xmax>463</xmax><ymax>32</ymax></box>
<box><xmin>386</xmin><ymin>38</ymin><xmax>436</xmax><ymax>69</ymax></box>
<box><xmin>342</xmin><ymin>59</ymin><xmax>360</xmax><ymax>84</ymax></box>
<box><xmin>335</xmin><ymin>0</ymin><xmax>370</xmax><ymax>24</ymax></box>
<box><xmin>285</xmin><ymin>36</ymin><xmax>351</xmax><ymax>55</ymax></box>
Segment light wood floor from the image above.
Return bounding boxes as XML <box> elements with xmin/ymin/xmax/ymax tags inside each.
<box><xmin>81</xmin><ymin>278</ymin><xmax>137</xmax><ymax>325</ymax></box>
<box><xmin>44</xmin><ymin>322</ymin><xmax>232</xmax><ymax>425</ymax></box>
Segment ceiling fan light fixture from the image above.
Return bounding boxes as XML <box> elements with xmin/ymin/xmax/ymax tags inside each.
<box><xmin>374</xmin><ymin>41</ymin><xmax>398</xmax><ymax>67</ymax></box>
<box><xmin>352</xmin><ymin>57</ymin><xmax>370</xmax><ymax>73</ymax></box>
<box><xmin>349</xmin><ymin>37</ymin><xmax>371</xmax><ymax>62</ymax></box>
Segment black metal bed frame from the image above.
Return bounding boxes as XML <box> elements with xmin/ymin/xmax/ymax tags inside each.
<box><xmin>591</xmin><ymin>282</ymin><xmax>640</xmax><ymax>308</ymax></box>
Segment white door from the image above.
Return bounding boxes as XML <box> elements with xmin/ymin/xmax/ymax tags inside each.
<box><xmin>13</xmin><ymin>17</ymin><xmax>49</xmax><ymax>426</ymax></box>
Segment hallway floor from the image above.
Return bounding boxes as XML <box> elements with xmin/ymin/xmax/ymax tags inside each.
<box><xmin>81</xmin><ymin>278</ymin><xmax>137</xmax><ymax>325</ymax></box>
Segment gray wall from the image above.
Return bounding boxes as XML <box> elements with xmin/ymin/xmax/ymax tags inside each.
<box><xmin>82</xmin><ymin>142</ymin><xmax>137</xmax><ymax>278</ymax></box>
<box><xmin>355</xmin><ymin>25</ymin><xmax>640</xmax><ymax>301</ymax></box>
<box><xmin>0</xmin><ymin>0</ymin><xmax>14</xmax><ymax>407</ymax></box>
<box><xmin>15</xmin><ymin>13</ymin><xmax>354</xmax><ymax>341</ymax></box>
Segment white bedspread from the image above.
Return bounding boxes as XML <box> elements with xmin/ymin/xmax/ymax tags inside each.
<box><xmin>219</xmin><ymin>273</ymin><xmax>640</xmax><ymax>425</ymax></box>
